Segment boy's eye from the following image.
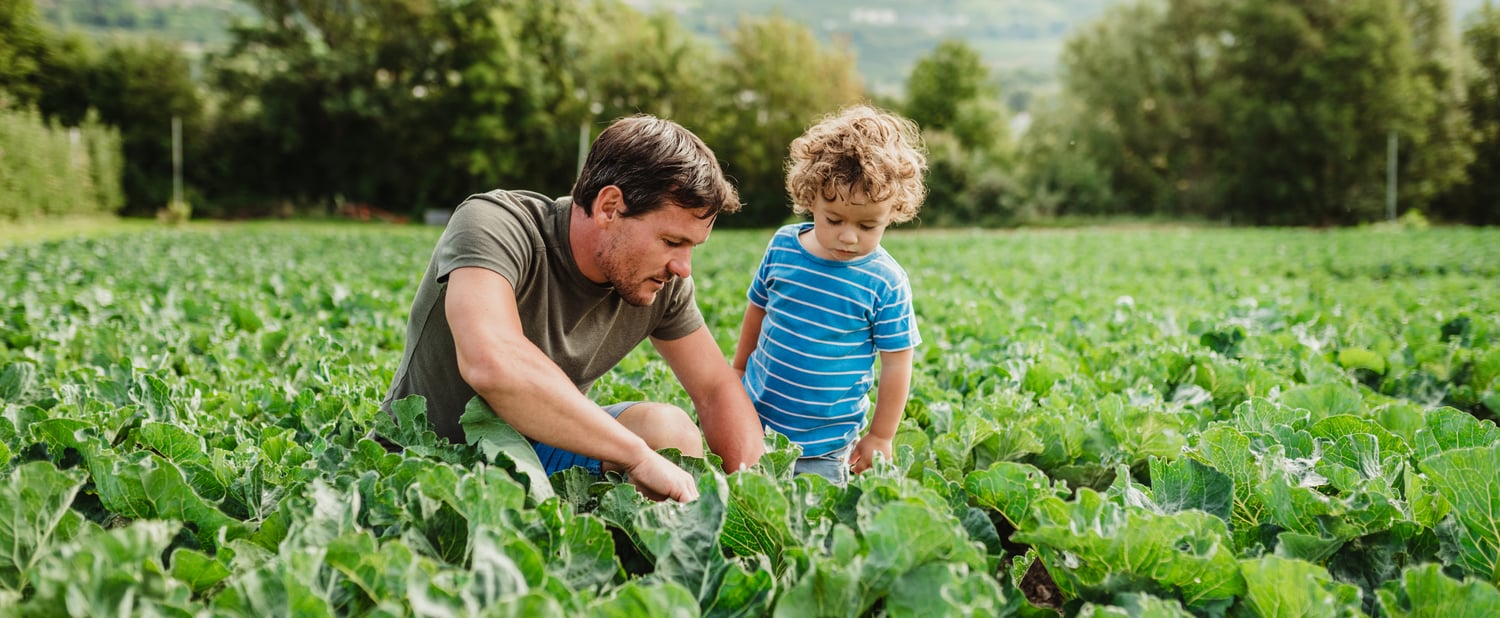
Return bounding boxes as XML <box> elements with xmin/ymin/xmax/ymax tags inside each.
<box><xmin>826</xmin><ymin>218</ymin><xmax>843</xmax><ymax>225</ymax></box>
<box><xmin>859</xmin><ymin>224</ymin><xmax>877</xmax><ymax>231</ymax></box>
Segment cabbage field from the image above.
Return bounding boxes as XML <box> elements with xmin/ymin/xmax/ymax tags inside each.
<box><xmin>1</xmin><ymin>223</ymin><xmax>1498</xmax><ymax>616</ymax></box>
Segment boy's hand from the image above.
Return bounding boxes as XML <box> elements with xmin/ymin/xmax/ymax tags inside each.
<box><xmin>848</xmin><ymin>434</ymin><xmax>893</xmax><ymax>475</ymax></box>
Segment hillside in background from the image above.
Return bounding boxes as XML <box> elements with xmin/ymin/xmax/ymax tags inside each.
<box><xmin>623</xmin><ymin>0</ymin><xmax>1116</xmax><ymax>95</ymax></box>
<box><xmin>34</xmin><ymin>0</ymin><xmax>1496</xmax><ymax>98</ymax></box>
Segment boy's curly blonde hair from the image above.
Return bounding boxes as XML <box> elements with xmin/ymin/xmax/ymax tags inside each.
<box><xmin>786</xmin><ymin>105</ymin><xmax>928</xmax><ymax>223</ymax></box>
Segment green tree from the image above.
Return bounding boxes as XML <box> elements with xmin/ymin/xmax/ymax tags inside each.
<box><xmin>698</xmin><ymin>13</ymin><xmax>865</xmax><ymax>227</ymax></box>
<box><xmin>574</xmin><ymin>2</ymin><xmax>718</xmax><ymax>136</ymax></box>
<box><xmin>1435</xmin><ymin>2</ymin><xmax>1500</xmax><ymax>223</ymax></box>
<box><xmin>86</xmin><ymin>37</ymin><xmax>201</xmax><ymax>215</ymax></box>
<box><xmin>201</xmin><ymin>0</ymin><xmax>592</xmax><ymax>215</ymax></box>
<box><xmin>1394</xmin><ymin>0</ymin><xmax>1476</xmax><ymax>214</ymax></box>
<box><xmin>0</xmin><ymin>0</ymin><xmax>45</xmax><ymax>105</ymax></box>
<box><xmin>1014</xmin><ymin>96</ymin><xmax>1121</xmax><ymax>219</ymax></box>
<box><xmin>904</xmin><ymin>40</ymin><xmax>987</xmax><ymax>139</ymax></box>
<box><xmin>902</xmin><ymin>39</ymin><xmax>1018</xmax><ymax>225</ymax></box>
<box><xmin>1059</xmin><ymin>0</ymin><xmax>1230</xmax><ymax>218</ymax></box>
<box><xmin>1216</xmin><ymin>0</ymin><xmax>1419</xmax><ymax>224</ymax></box>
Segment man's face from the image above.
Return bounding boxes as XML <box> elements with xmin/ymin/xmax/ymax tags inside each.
<box><xmin>596</xmin><ymin>203</ymin><xmax>714</xmax><ymax>306</ymax></box>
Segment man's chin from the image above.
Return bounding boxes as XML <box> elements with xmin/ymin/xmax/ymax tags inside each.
<box><xmin>619</xmin><ymin>288</ymin><xmax>658</xmax><ymax>307</ymax></box>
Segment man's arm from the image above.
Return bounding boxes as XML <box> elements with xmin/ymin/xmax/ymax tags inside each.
<box><xmin>447</xmin><ymin>266</ymin><xmax>698</xmax><ymax>501</ymax></box>
<box><xmin>849</xmin><ymin>347</ymin><xmax>914</xmax><ymax>474</ymax></box>
<box><xmin>653</xmin><ymin>325</ymin><xmax>765</xmax><ymax>472</ymax></box>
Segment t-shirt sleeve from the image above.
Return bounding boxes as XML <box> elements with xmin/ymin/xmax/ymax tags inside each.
<box><xmin>873</xmin><ymin>275</ymin><xmax>920</xmax><ymax>352</ymax></box>
<box><xmin>651</xmin><ymin>275</ymin><xmax>705</xmax><ymax>340</ymax></box>
<box><xmin>745</xmin><ymin>233</ymin><xmax>779</xmax><ymax>309</ymax></box>
<box><xmin>432</xmin><ymin>197</ymin><xmax>533</xmax><ymax>287</ymax></box>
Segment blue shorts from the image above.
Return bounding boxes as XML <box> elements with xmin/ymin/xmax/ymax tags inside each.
<box><xmin>531</xmin><ymin>401</ymin><xmax>637</xmax><ymax>476</ymax></box>
<box><xmin>793</xmin><ymin>443</ymin><xmax>852</xmax><ymax>486</ymax></box>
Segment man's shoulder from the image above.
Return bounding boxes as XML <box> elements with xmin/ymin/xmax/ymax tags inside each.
<box><xmin>459</xmin><ymin>189</ymin><xmax>562</xmax><ymax>214</ymax></box>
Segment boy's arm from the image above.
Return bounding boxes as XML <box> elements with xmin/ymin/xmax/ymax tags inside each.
<box><xmin>731</xmin><ymin>304</ymin><xmax>767</xmax><ymax>377</ymax></box>
<box><xmin>850</xmin><ymin>347</ymin><xmax>915</xmax><ymax>474</ymax></box>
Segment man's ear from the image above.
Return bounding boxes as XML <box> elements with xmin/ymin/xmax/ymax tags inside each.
<box><xmin>594</xmin><ymin>185</ymin><xmax>624</xmax><ymax>224</ymax></box>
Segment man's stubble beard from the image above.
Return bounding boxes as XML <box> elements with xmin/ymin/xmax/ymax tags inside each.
<box><xmin>596</xmin><ymin>236</ymin><xmax>666</xmax><ymax>307</ymax></box>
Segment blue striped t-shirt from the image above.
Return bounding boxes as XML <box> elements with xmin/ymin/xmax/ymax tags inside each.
<box><xmin>742</xmin><ymin>223</ymin><xmax>921</xmax><ymax>456</ymax></box>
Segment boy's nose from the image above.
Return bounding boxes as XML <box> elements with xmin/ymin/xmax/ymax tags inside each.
<box><xmin>839</xmin><ymin>230</ymin><xmax>858</xmax><ymax>245</ymax></box>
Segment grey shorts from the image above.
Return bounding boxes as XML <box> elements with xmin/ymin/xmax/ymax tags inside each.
<box><xmin>793</xmin><ymin>443</ymin><xmax>852</xmax><ymax>486</ymax></box>
<box><xmin>531</xmin><ymin>401</ymin><xmax>637</xmax><ymax>476</ymax></box>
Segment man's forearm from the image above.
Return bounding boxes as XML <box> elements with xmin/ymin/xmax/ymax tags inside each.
<box><xmin>464</xmin><ymin>344</ymin><xmax>654</xmax><ymax>468</ymax></box>
<box><xmin>696</xmin><ymin>381</ymin><xmax>765</xmax><ymax>471</ymax></box>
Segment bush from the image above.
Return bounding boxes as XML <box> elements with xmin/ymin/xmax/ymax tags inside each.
<box><xmin>0</xmin><ymin>106</ymin><xmax>122</xmax><ymax>220</ymax></box>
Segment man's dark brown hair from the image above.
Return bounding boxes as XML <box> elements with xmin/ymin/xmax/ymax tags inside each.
<box><xmin>572</xmin><ymin>115</ymin><xmax>740</xmax><ymax>219</ymax></box>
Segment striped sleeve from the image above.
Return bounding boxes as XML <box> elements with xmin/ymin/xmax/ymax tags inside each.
<box><xmin>872</xmin><ymin>268</ymin><xmax>920</xmax><ymax>352</ymax></box>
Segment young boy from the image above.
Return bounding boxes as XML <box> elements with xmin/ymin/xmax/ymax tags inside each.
<box><xmin>732</xmin><ymin>105</ymin><xmax>928</xmax><ymax>484</ymax></box>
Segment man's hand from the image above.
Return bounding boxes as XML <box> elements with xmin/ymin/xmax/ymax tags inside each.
<box><xmin>848</xmin><ymin>433</ymin><xmax>893</xmax><ymax>475</ymax></box>
<box><xmin>624</xmin><ymin>452</ymin><xmax>700</xmax><ymax>502</ymax></box>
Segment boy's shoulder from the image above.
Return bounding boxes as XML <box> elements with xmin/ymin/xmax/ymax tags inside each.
<box><xmin>773</xmin><ymin>222</ymin><xmax>810</xmax><ymax>238</ymax></box>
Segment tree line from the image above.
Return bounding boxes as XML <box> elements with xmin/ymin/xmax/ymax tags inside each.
<box><xmin>2</xmin><ymin>0</ymin><xmax>1497</xmax><ymax>226</ymax></box>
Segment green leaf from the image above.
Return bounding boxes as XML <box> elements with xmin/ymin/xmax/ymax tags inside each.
<box><xmin>773</xmin><ymin>555</ymin><xmax>863</xmax><ymax>618</ymax></box>
<box><xmin>964</xmin><ymin>461</ymin><xmax>1065</xmax><ymax>529</ymax></box>
<box><xmin>1337</xmin><ymin>347</ymin><xmax>1386</xmax><ymax>374</ymax></box>
<box><xmin>701</xmin><ymin>557</ymin><xmax>774</xmax><ymax>618</ymax></box>
<box><xmin>1375</xmin><ymin>563</ymin><xmax>1500</xmax><ymax>618</ymax></box>
<box><xmin>169</xmin><ymin>548</ymin><xmax>231</xmax><ymax>593</ymax></box>
<box><xmin>1188</xmin><ymin>425</ymin><xmax>1267</xmax><ymax>548</ymax></box>
<box><xmin>527</xmin><ymin>499</ymin><xmax>622</xmax><ymax>594</ymax></box>
<box><xmin>230</xmin><ymin>302</ymin><xmax>263</xmax><ymax>332</ymax></box>
<box><xmin>635</xmin><ymin>472</ymin><xmax>732</xmax><ymax>605</ymax></box>
<box><xmin>1310</xmin><ymin>415</ymin><xmax>1411</xmax><ymax>458</ymax></box>
<box><xmin>1279</xmin><ymin>383</ymin><xmax>1364</xmax><ymax>424</ymax></box>
<box><xmin>1014</xmin><ymin>489</ymin><xmax>1245</xmax><ymax>609</ymax></box>
<box><xmin>0</xmin><ymin>462</ymin><xmax>85</xmax><ymax>592</ymax></box>
<box><xmin>585</xmin><ymin>579</ymin><xmax>700</xmax><ymax>618</ymax></box>
<box><xmin>1414</xmin><ymin>407</ymin><xmax>1500</xmax><ymax>460</ymax></box>
<box><xmin>137</xmin><ymin>421</ymin><xmax>212</xmax><ymax>467</ymax></box>
<box><xmin>1148</xmin><ymin>456</ymin><xmax>1234</xmax><ymax>525</ymax></box>
<box><xmin>482</xmin><ymin>592</ymin><xmax>568</xmax><ymax>618</ymax></box>
<box><xmin>1078</xmin><ymin>592</ymin><xmax>1195</xmax><ymax>617</ymax></box>
<box><xmin>27</xmin><ymin>520</ymin><xmax>199</xmax><ymax>617</ymax></box>
<box><xmin>1231</xmin><ymin>398</ymin><xmax>1309</xmax><ymax>434</ymax></box>
<box><xmin>0</xmin><ymin>361</ymin><xmax>36</xmax><ymax>402</ymax></box>
<box><xmin>884</xmin><ymin>562</ymin><xmax>1007</xmax><ymax>617</ymax></box>
<box><xmin>1237</xmin><ymin>555</ymin><xmax>1364</xmax><ymax>618</ymax></box>
<box><xmin>721</xmin><ymin>471</ymin><xmax>794</xmax><ymax>574</ymax></box>
<box><xmin>859</xmin><ymin>501</ymin><xmax>988</xmax><ymax>611</ymax></box>
<box><xmin>1418</xmin><ymin>443</ymin><xmax>1500</xmax><ymax>584</ymax></box>
<box><xmin>1274</xmin><ymin>531</ymin><xmax>1345</xmax><ymax>563</ymax></box>
<box><xmin>1097</xmin><ymin>395</ymin><xmax>1187</xmax><ymax>464</ymax></box>
<box><xmin>460</xmin><ymin>396</ymin><xmax>554</xmax><ymax>501</ymax></box>
<box><xmin>1315</xmin><ymin>432</ymin><xmax>1405</xmax><ymax>497</ymax></box>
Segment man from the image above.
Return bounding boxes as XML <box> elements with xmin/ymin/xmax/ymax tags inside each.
<box><xmin>383</xmin><ymin>115</ymin><xmax>764</xmax><ymax>502</ymax></box>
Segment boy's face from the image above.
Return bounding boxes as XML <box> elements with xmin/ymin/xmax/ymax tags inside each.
<box><xmin>800</xmin><ymin>190</ymin><xmax>896</xmax><ymax>261</ymax></box>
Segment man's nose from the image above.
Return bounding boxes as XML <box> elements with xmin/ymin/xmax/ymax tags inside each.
<box><xmin>667</xmin><ymin>249</ymin><xmax>692</xmax><ymax>279</ymax></box>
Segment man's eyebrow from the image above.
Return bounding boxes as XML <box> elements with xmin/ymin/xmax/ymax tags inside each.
<box><xmin>665</xmin><ymin>233</ymin><xmax>706</xmax><ymax>246</ymax></box>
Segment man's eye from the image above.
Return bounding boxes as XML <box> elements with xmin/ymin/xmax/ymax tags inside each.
<box><xmin>665</xmin><ymin>240</ymin><xmax>685</xmax><ymax>248</ymax></box>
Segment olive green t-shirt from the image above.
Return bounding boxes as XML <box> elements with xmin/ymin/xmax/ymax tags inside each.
<box><xmin>382</xmin><ymin>189</ymin><xmax>704</xmax><ymax>442</ymax></box>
